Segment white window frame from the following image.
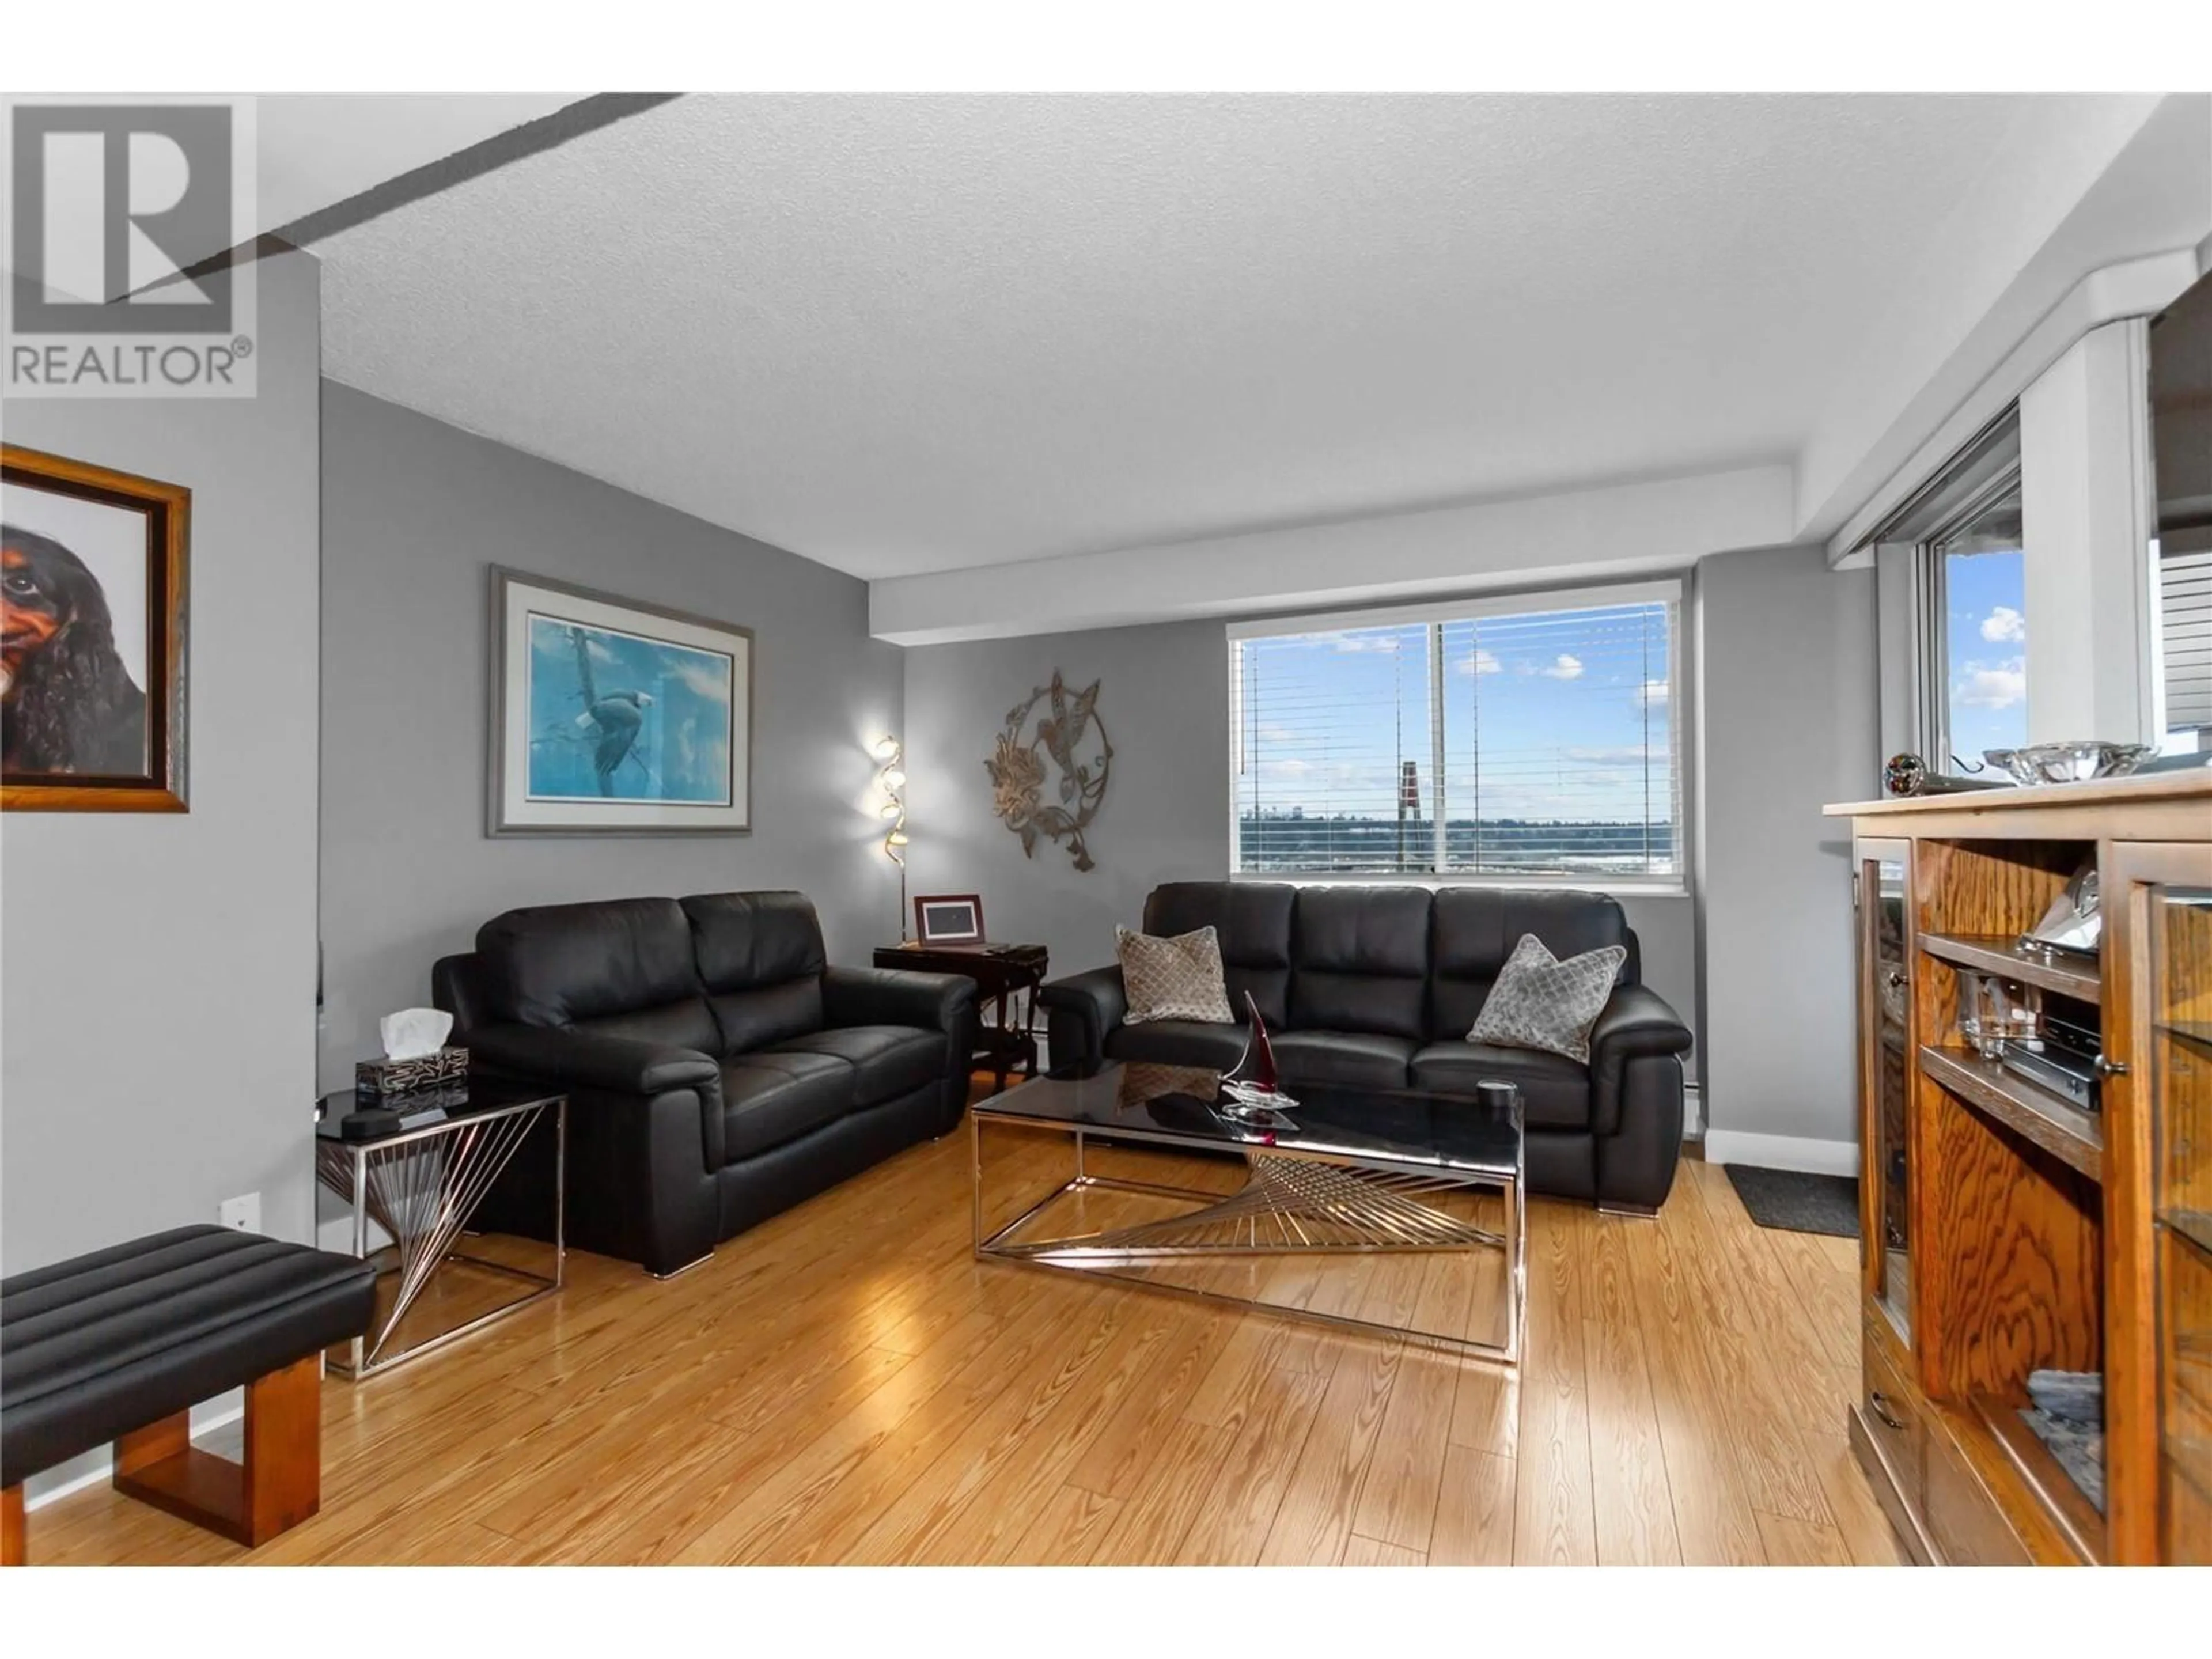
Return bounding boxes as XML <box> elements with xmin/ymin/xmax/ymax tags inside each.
<box><xmin>1914</xmin><ymin>463</ymin><xmax>2026</xmax><ymax>775</ymax></box>
<box><xmin>1225</xmin><ymin>577</ymin><xmax>1689</xmax><ymax>897</ymax></box>
<box><xmin>1858</xmin><ymin>407</ymin><xmax>2024</xmax><ymax>774</ymax></box>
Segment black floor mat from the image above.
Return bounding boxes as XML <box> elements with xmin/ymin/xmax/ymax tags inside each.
<box><xmin>1722</xmin><ymin>1164</ymin><xmax>1860</xmax><ymax>1238</ymax></box>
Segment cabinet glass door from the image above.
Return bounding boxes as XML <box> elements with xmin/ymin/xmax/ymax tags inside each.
<box><xmin>2149</xmin><ymin>877</ymin><xmax>2212</xmax><ymax>1562</ymax></box>
<box><xmin>1859</xmin><ymin>840</ymin><xmax>1912</xmax><ymax>1342</ymax></box>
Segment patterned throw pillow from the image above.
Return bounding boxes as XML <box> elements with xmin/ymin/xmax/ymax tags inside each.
<box><xmin>1467</xmin><ymin>932</ymin><xmax>1626</xmax><ymax>1064</ymax></box>
<box><xmin>1116</xmin><ymin>925</ymin><xmax>1235</xmax><ymax>1025</ymax></box>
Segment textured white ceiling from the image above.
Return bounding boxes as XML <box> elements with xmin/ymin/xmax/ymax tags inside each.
<box><xmin>257</xmin><ymin>95</ymin><xmax>577</xmax><ymax>246</ymax></box>
<box><xmin>317</xmin><ymin>92</ymin><xmax>2132</xmax><ymax>581</ymax></box>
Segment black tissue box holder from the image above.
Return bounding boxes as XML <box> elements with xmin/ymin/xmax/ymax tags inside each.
<box><xmin>355</xmin><ymin>1046</ymin><xmax>469</xmax><ymax>1101</ymax></box>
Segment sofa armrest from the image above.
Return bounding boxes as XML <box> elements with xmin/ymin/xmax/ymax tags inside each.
<box><xmin>463</xmin><ymin>1024</ymin><xmax>726</xmax><ymax>1271</ymax></box>
<box><xmin>1037</xmin><ymin>964</ymin><xmax>1127</xmax><ymax>1068</ymax></box>
<box><xmin>1590</xmin><ymin>986</ymin><xmax>1692</xmax><ymax>1063</ymax></box>
<box><xmin>467</xmin><ymin>1023</ymin><xmax>721</xmax><ymax>1098</ymax></box>
<box><xmin>1587</xmin><ymin>986</ymin><xmax>1692</xmax><ymax>1137</ymax></box>
<box><xmin>821</xmin><ymin>965</ymin><xmax>977</xmax><ymax>1035</ymax></box>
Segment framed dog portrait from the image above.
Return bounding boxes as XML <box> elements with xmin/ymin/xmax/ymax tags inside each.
<box><xmin>1</xmin><ymin>445</ymin><xmax>190</xmax><ymax>812</ymax></box>
<box><xmin>489</xmin><ymin>567</ymin><xmax>753</xmax><ymax>836</ymax></box>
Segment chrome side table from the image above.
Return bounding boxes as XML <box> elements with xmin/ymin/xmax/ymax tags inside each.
<box><xmin>314</xmin><ymin>1084</ymin><xmax>565</xmax><ymax>1378</ymax></box>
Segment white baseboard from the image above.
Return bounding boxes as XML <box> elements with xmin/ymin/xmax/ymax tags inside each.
<box><xmin>24</xmin><ymin>1395</ymin><xmax>245</xmax><ymax>1512</ymax></box>
<box><xmin>1703</xmin><ymin>1129</ymin><xmax>1861</xmax><ymax>1178</ymax></box>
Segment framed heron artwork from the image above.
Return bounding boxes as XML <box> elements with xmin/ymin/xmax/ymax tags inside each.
<box><xmin>487</xmin><ymin>567</ymin><xmax>752</xmax><ymax>836</ymax></box>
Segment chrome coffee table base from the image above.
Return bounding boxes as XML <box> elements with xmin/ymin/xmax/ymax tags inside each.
<box><xmin>971</xmin><ymin>1116</ymin><xmax>1523</xmax><ymax>1363</ymax></box>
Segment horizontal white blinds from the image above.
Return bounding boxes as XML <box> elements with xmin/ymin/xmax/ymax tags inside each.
<box><xmin>1439</xmin><ymin>600</ymin><xmax>1678</xmax><ymax>876</ymax></box>
<box><xmin>2161</xmin><ymin>539</ymin><xmax>2212</xmax><ymax>735</ymax></box>
<box><xmin>1232</xmin><ymin>619</ymin><xmax>1435</xmax><ymax>875</ymax></box>
<box><xmin>1233</xmin><ymin>594</ymin><xmax>1679</xmax><ymax>878</ymax></box>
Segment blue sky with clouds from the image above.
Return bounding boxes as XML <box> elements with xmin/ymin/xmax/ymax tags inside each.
<box><xmin>1943</xmin><ymin>549</ymin><xmax>2028</xmax><ymax>772</ymax></box>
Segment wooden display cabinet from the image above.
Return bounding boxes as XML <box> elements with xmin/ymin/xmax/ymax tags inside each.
<box><xmin>1830</xmin><ymin>772</ymin><xmax>2212</xmax><ymax>1566</ymax></box>
<box><xmin>1857</xmin><ymin>838</ymin><xmax>1915</xmax><ymax>1349</ymax></box>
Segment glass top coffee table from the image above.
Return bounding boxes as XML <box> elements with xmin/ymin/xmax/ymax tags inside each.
<box><xmin>969</xmin><ymin>1060</ymin><xmax>1524</xmax><ymax>1362</ymax></box>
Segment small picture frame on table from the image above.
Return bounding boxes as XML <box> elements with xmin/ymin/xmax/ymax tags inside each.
<box><xmin>915</xmin><ymin>893</ymin><xmax>985</xmax><ymax>946</ymax></box>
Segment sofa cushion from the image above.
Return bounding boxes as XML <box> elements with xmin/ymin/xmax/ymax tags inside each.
<box><xmin>1429</xmin><ymin>888</ymin><xmax>1636</xmax><ymax>1039</ymax></box>
<box><xmin>766</xmin><ymin>1025</ymin><xmax>944</xmax><ymax>1108</ymax></box>
<box><xmin>684</xmin><ymin>891</ymin><xmax>828</xmax><ymax>987</ymax></box>
<box><xmin>572</xmin><ymin>998</ymin><xmax>722</xmax><ymax>1056</ymax></box>
<box><xmin>683</xmin><ymin>892</ymin><xmax>830</xmax><ymax>1055</ymax></box>
<box><xmin>1105</xmin><ymin>1018</ymin><xmax>1250</xmax><ymax>1073</ymax></box>
<box><xmin>719</xmin><ymin>1051</ymin><xmax>854</xmax><ymax>1162</ymax></box>
<box><xmin>709</xmin><ymin>979</ymin><xmax>827</xmax><ymax>1057</ymax></box>
<box><xmin>1288</xmin><ymin>886</ymin><xmax>1431</xmax><ymax>1040</ymax></box>
<box><xmin>1271</xmin><ymin>1029</ymin><xmax>1416</xmax><ymax>1090</ymax></box>
<box><xmin>1143</xmin><ymin>882</ymin><xmax>1294</xmax><ymax>1026</ymax></box>
<box><xmin>1410</xmin><ymin>1041</ymin><xmax>1593</xmax><ymax>1131</ymax></box>
<box><xmin>476</xmin><ymin>897</ymin><xmax>704</xmax><ymax>1029</ymax></box>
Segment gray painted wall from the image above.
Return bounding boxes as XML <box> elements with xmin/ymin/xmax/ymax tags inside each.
<box><xmin>903</xmin><ymin>621</ymin><xmax>1231</xmax><ymax>974</ymax></box>
<box><xmin>2</xmin><ymin>248</ymin><xmax>324</xmax><ymax>1274</ymax></box>
<box><xmin>1695</xmin><ymin>544</ymin><xmax>1880</xmax><ymax>1152</ymax></box>
<box><xmin>316</xmin><ymin>383</ymin><xmax>904</xmax><ymax>1091</ymax></box>
<box><xmin>901</xmin><ymin>618</ymin><xmax>1700</xmax><ymax>1060</ymax></box>
<box><xmin>1617</xmin><ymin>893</ymin><xmax>1698</xmax><ymax>1079</ymax></box>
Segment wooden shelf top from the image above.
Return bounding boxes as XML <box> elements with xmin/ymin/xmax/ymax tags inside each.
<box><xmin>2166</xmin><ymin>1021</ymin><xmax>2212</xmax><ymax>1054</ymax></box>
<box><xmin>1827</xmin><ymin>767</ymin><xmax>2212</xmax><ymax>819</ymax></box>
<box><xmin>1920</xmin><ymin>1044</ymin><xmax>2103</xmax><ymax>1181</ymax></box>
<box><xmin>2167</xmin><ymin>1209</ymin><xmax>2212</xmax><ymax>1262</ymax></box>
<box><xmin>1970</xmin><ymin>1395</ymin><xmax>2107</xmax><ymax>1566</ymax></box>
<box><xmin>2168</xmin><ymin>1437</ymin><xmax>2212</xmax><ymax>1516</ymax></box>
<box><xmin>1919</xmin><ymin>931</ymin><xmax>2102</xmax><ymax>1003</ymax></box>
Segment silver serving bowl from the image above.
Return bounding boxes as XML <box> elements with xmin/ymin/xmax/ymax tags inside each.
<box><xmin>1983</xmin><ymin>741</ymin><xmax>2155</xmax><ymax>786</ymax></box>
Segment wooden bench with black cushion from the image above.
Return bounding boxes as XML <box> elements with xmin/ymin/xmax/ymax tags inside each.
<box><xmin>1</xmin><ymin>1225</ymin><xmax>376</xmax><ymax>1565</ymax></box>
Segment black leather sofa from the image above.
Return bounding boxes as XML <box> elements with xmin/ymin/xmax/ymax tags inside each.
<box><xmin>1038</xmin><ymin>882</ymin><xmax>1692</xmax><ymax>1211</ymax></box>
<box><xmin>433</xmin><ymin>891</ymin><xmax>977</xmax><ymax>1277</ymax></box>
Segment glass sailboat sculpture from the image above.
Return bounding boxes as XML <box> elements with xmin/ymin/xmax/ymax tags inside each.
<box><xmin>1219</xmin><ymin>990</ymin><xmax>1299</xmax><ymax>1118</ymax></box>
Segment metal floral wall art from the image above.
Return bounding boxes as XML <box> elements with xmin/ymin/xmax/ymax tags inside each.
<box><xmin>987</xmin><ymin>671</ymin><xmax>1112</xmax><ymax>872</ymax></box>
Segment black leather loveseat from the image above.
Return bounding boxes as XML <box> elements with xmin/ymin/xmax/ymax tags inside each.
<box><xmin>1038</xmin><ymin>882</ymin><xmax>1691</xmax><ymax>1211</ymax></box>
<box><xmin>433</xmin><ymin>891</ymin><xmax>976</xmax><ymax>1277</ymax></box>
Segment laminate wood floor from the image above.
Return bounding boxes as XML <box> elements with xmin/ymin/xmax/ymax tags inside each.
<box><xmin>23</xmin><ymin>1132</ymin><xmax>1903</xmax><ymax>1566</ymax></box>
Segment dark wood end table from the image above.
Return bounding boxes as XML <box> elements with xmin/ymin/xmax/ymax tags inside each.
<box><xmin>874</xmin><ymin>941</ymin><xmax>1050</xmax><ymax>1093</ymax></box>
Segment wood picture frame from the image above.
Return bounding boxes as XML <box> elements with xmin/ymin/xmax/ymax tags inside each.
<box><xmin>487</xmin><ymin>566</ymin><xmax>755</xmax><ymax>837</ymax></box>
<box><xmin>914</xmin><ymin>893</ymin><xmax>986</xmax><ymax>945</ymax></box>
<box><xmin>1</xmin><ymin>444</ymin><xmax>190</xmax><ymax>813</ymax></box>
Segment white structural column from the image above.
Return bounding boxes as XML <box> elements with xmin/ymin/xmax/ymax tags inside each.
<box><xmin>2018</xmin><ymin>319</ymin><xmax>2157</xmax><ymax>743</ymax></box>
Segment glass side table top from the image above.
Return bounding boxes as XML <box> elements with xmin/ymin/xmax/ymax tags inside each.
<box><xmin>315</xmin><ymin>1077</ymin><xmax>562</xmax><ymax>1145</ymax></box>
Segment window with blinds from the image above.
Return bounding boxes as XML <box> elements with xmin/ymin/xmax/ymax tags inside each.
<box><xmin>2151</xmin><ymin>267</ymin><xmax>2211</xmax><ymax>744</ymax></box>
<box><xmin>2160</xmin><ymin>536</ymin><xmax>2212</xmax><ymax>736</ymax></box>
<box><xmin>1230</xmin><ymin>584</ymin><xmax>1681</xmax><ymax>882</ymax></box>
